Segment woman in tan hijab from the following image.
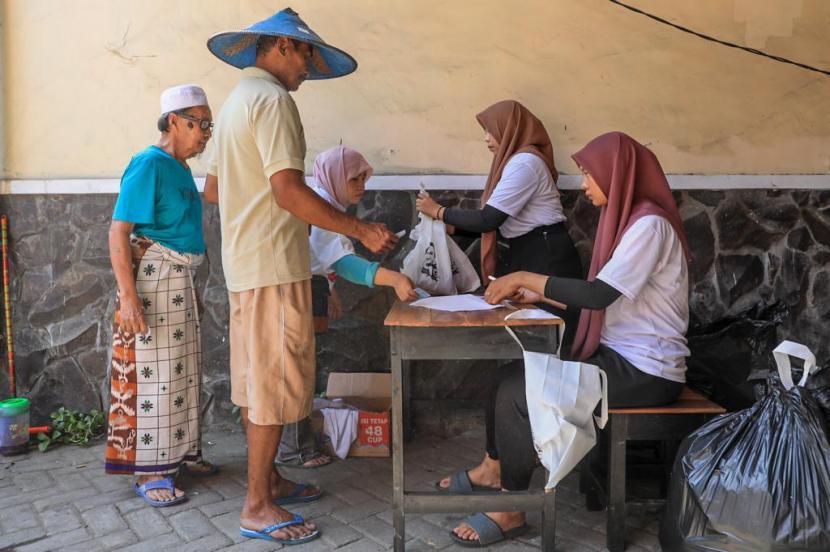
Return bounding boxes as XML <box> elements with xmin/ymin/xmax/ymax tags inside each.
<box><xmin>415</xmin><ymin>100</ymin><xmax>583</xmax><ymax>496</ymax></box>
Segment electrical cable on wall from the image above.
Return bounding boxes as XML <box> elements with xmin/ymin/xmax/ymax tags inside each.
<box><xmin>609</xmin><ymin>0</ymin><xmax>830</xmax><ymax>77</ymax></box>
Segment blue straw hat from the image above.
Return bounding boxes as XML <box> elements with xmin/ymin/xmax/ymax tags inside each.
<box><xmin>207</xmin><ymin>7</ymin><xmax>357</xmax><ymax>79</ymax></box>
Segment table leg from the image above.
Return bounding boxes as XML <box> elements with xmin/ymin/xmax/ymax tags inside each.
<box><xmin>607</xmin><ymin>415</ymin><xmax>627</xmax><ymax>552</ymax></box>
<box><xmin>403</xmin><ymin>359</ymin><xmax>413</xmax><ymax>442</ymax></box>
<box><xmin>391</xmin><ymin>327</ymin><xmax>406</xmax><ymax>551</ymax></box>
<box><xmin>541</xmin><ymin>488</ymin><xmax>556</xmax><ymax>552</ymax></box>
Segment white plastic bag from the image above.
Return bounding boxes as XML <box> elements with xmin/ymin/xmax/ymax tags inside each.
<box><xmin>401</xmin><ymin>214</ymin><xmax>455</xmax><ymax>295</ymax></box>
<box><xmin>447</xmin><ymin>238</ymin><xmax>481</xmax><ymax>293</ymax></box>
<box><xmin>504</xmin><ymin>312</ymin><xmax>607</xmax><ymax>489</ymax></box>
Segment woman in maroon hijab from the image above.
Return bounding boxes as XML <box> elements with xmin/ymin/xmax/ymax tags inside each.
<box><xmin>448</xmin><ymin>132</ymin><xmax>690</xmax><ymax>547</ymax></box>
<box><xmin>417</xmin><ymin>101</ymin><xmax>584</xmax><ymax>499</ymax></box>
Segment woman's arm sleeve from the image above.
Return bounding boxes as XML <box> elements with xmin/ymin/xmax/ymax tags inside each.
<box><xmin>330</xmin><ymin>254</ymin><xmax>380</xmax><ymax>287</ymax></box>
<box><xmin>544</xmin><ymin>276</ymin><xmax>622</xmax><ymax>310</ymax></box>
<box><xmin>443</xmin><ymin>204</ymin><xmax>509</xmax><ymax>234</ymax></box>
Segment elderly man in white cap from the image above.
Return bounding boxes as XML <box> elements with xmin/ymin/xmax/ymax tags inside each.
<box><xmin>204</xmin><ymin>7</ymin><xmax>397</xmax><ymax>545</ymax></box>
<box><xmin>105</xmin><ymin>84</ymin><xmax>216</xmax><ymax>508</ymax></box>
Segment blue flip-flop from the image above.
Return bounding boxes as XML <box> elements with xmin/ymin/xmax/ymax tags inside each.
<box><xmin>240</xmin><ymin>514</ymin><xmax>320</xmax><ymax>545</ymax></box>
<box><xmin>274</xmin><ymin>483</ymin><xmax>323</xmax><ymax>505</ymax></box>
<box><xmin>134</xmin><ymin>476</ymin><xmax>188</xmax><ymax>507</ymax></box>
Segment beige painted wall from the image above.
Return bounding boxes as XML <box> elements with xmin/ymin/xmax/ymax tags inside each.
<box><xmin>3</xmin><ymin>0</ymin><xmax>829</xmax><ymax>178</ymax></box>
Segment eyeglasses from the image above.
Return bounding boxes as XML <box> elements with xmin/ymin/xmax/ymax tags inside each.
<box><xmin>176</xmin><ymin>112</ymin><xmax>214</xmax><ymax>132</ymax></box>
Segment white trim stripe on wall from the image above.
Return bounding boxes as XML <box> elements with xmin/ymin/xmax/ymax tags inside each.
<box><xmin>1</xmin><ymin>174</ymin><xmax>828</xmax><ymax>194</ymax></box>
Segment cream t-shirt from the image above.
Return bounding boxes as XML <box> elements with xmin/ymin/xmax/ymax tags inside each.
<box><xmin>209</xmin><ymin>67</ymin><xmax>310</xmax><ymax>292</ymax></box>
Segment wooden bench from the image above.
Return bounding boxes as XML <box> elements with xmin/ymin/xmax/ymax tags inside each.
<box><xmin>580</xmin><ymin>387</ymin><xmax>726</xmax><ymax>552</ymax></box>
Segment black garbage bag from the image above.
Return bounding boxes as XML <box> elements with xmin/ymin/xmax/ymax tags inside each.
<box><xmin>686</xmin><ymin>302</ymin><xmax>789</xmax><ymax>411</ymax></box>
<box><xmin>660</xmin><ymin>342</ymin><xmax>830</xmax><ymax>552</ymax></box>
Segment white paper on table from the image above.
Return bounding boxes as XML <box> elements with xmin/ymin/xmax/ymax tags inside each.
<box><xmin>410</xmin><ymin>294</ymin><xmax>503</xmax><ymax>312</ymax></box>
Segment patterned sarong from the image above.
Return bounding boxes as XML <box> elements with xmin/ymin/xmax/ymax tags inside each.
<box><xmin>105</xmin><ymin>237</ymin><xmax>204</xmax><ymax>474</ymax></box>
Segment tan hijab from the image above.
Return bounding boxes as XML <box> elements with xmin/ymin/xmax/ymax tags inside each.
<box><xmin>476</xmin><ymin>100</ymin><xmax>558</xmax><ymax>281</ymax></box>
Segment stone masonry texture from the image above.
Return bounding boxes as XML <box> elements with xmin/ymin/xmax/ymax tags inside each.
<box><xmin>0</xmin><ymin>189</ymin><xmax>828</xmax><ymax>428</ymax></box>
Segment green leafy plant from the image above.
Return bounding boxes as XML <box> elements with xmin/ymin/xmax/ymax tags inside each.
<box><xmin>37</xmin><ymin>407</ymin><xmax>105</xmax><ymax>452</ymax></box>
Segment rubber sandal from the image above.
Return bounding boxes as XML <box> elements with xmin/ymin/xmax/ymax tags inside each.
<box><xmin>179</xmin><ymin>460</ymin><xmax>219</xmax><ymax>477</ymax></box>
<box><xmin>274</xmin><ymin>483</ymin><xmax>324</xmax><ymax>505</ymax></box>
<box><xmin>275</xmin><ymin>454</ymin><xmax>334</xmax><ymax>469</ymax></box>
<box><xmin>239</xmin><ymin>514</ymin><xmax>320</xmax><ymax>545</ymax></box>
<box><xmin>134</xmin><ymin>476</ymin><xmax>187</xmax><ymax>508</ymax></box>
<box><xmin>450</xmin><ymin>512</ymin><xmax>530</xmax><ymax>548</ymax></box>
<box><xmin>435</xmin><ymin>470</ymin><xmax>499</xmax><ymax>493</ymax></box>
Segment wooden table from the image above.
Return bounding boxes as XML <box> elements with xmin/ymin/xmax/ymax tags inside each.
<box><xmin>384</xmin><ymin>300</ymin><xmax>564</xmax><ymax>551</ymax></box>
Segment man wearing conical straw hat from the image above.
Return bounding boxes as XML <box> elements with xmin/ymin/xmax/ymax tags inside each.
<box><xmin>205</xmin><ymin>7</ymin><xmax>398</xmax><ymax>545</ymax></box>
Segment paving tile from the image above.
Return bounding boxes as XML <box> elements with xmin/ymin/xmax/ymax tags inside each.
<box><xmin>351</xmin><ymin>513</ymin><xmax>397</xmax><ymax>546</ymax></box>
<box><xmin>169</xmin><ymin>508</ymin><xmax>218</xmax><ymax>541</ymax></box>
<box><xmin>0</xmin><ymin>527</ymin><xmax>47</xmax><ymax>550</ymax></box>
<box><xmin>123</xmin><ymin>507</ymin><xmax>174</xmax><ymax>540</ymax></box>
<box><xmin>56</xmin><ymin>471</ymin><xmax>94</xmax><ymax>492</ymax></box>
<box><xmin>15</xmin><ymin>527</ymin><xmax>90</xmax><ymax>552</ymax></box>
<box><xmin>39</xmin><ymin>504</ymin><xmax>84</xmax><ymax>536</ymax></box>
<box><xmin>13</xmin><ymin>471</ymin><xmax>56</xmax><ymax>492</ymax></box>
<box><xmin>219</xmin><ymin>538</ymin><xmax>285</xmax><ymax>551</ymax></box>
<box><xmin>335</xmin><ymin>537</ymin><xmax>387</xmax><ymax>551</ymax></box>
<box><xmin>89</xmin><ymin>472</ymin><xmax>133</xmax><ymax>493</ymax></box>
<box><xmin>117</xmin><ymin>532</ymin><xmax>183</xmax><ymax>552</ymax></box>
<box><xmin>208</xmin><ymin>510</ymin><xmax>246</xmax><ymax>543</ymax></box>
<box><xmin>176</xmin><ymin>532</ymin><xmax>234</xmax><ymax>551</ymax></box>
<box><xmin>99</xmin><ymin>529</ymin><xmax>139</xmax><ymax>550</ymax></box>
<box><xmin>116</xmin><ymin>495</ymin><xmax>147</xmax><ymax>515</ymax></box>
<box><xmin>76</xmin><ymin>487</ymin><xmax>137</xmax><ymax>512</ymax></box>
<box><xmin>199</xmin><ymin>495</ymin><xmax>245</xmax><ymax>517</ymax></box>
<box><xmin>313</xmin><ymin>514</ymin><xmax>363</xmax><ymax>548</ymax></box>
<box><xmin>330</xmin><ymin>481</ymin><xmax>378</xmax><ymax>505</ymax></box>
<box><xmin>32</xmin><ymin>486</ymin><xmax>99</xmax><ymax>512</ymax></box>
<box><xmin>405</xmin><ymin>517</ymin><xmax>456</xmax><ymax>548</ymax></box>
<box><xmin>158</xmin><ymin>490</ymin><xmax>225</xmax><ymax>517</ymax></box>
<box><xmin>329</xmin><ymin>497</ymin><xmax>389</xmax><ymax>523</ymax></box>
<box><xmin>0</xmin><ymin>503</ymin><xmax>40</xmax><ymax>533</ymax></box>
<box><xmin>205</xmin><ymin>477</ymin><xmax>247</xmax><ymax>499</ymax></box>
<box><xmin>59</xmin><ymin>538</ymin><xmax>106</xmax><ymax>552</ymax></box>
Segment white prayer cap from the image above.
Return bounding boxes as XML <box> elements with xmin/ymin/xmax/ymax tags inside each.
<box><xmin>160</xmin><ymin>84</ymin><xmax>209</xmax><ymax>114</ymax></box>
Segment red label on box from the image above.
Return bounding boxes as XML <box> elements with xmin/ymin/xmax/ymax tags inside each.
<box><xmin>357</xmin><ymin>411</ymin><xmax>389</xmax><ymax>447</ymax></box>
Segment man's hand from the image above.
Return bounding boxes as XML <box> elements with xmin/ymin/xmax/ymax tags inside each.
<box><xmin>119</xmin><ymin>292</ymin><xmax>149</xmax><ymax>335</ymax></box>
<box><xmin>358</xmin><ymin>222</ymin><xmax>398</xmax><ymax>254</ymax></box>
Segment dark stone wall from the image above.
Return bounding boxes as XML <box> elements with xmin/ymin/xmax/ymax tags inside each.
<box><xmin>0</xmin><ymin>189</ymin><xmax>827</xmax><ymax>430</ymax></box>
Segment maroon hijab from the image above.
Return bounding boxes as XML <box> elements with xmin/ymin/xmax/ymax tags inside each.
<box><xmin>570</xmin><ymin>132</ymin><xmax>690</xmax><ymax>361</ymax></box>
<box><xmin>476</xmin><ymin>100</ymin><xmax>558</xmax><ymax>281</ymax></box>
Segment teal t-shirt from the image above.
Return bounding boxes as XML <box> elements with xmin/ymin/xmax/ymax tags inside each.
<box><xmin>113</xmin><ymin>146</ymin><xmax>205</xmax><ymax>254</ymax></box>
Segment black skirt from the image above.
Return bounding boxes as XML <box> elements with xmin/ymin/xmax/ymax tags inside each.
<box><xmin>504</xmin><ymin>221</ymin><xmax>584</xmax><ymax>350</ymax></box>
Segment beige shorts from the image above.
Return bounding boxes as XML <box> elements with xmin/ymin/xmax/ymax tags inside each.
<box><xmin>229</xmin><ymin>281</ymin><xmax>315</xmax><ymax>426</ymax></box>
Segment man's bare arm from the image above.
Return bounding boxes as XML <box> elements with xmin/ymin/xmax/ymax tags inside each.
<box><xmin>270</xmin><ymin>169</ymin><xmax>396</xmax><ymax>254</ymax></box>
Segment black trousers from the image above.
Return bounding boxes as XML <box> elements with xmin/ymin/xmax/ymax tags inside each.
<box><xmin>484</xmin><ymin>222</ymin><xmax>584</xmax><ymax>460</ymax></box>
<box><xmin>494</xmin><ymin>345</ymin><xmax>684</xmax><ymax>490</ymax></box>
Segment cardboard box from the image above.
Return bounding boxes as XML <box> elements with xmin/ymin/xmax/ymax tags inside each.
<box><xmin>324</xmin><ymin>372</ymin><xmax>392</xmax><ymax>458</ymax></box>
